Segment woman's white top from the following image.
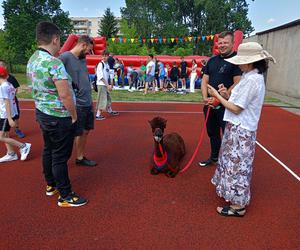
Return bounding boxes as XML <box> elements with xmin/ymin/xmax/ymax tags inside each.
<box><xmin>191</xmin><ymin>63</ymin><xmax>197</xmax><ymax>73</ymax></box>
<box><xmin>224</xmin><ymin>69</ymin><xmax>265</xmax><ymax>131</ymax></box>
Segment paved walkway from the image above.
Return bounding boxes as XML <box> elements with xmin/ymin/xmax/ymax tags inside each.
<box><xmin>266</xmin><ymin>90</ymin><xmax>300</xmax><ymax>115</ymax></box>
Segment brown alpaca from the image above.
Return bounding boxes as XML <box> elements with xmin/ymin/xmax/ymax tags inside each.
<box><xmin>148</xmin><ymin>116</ymin><xmax>186</xmax><ymax>178</ymax></box>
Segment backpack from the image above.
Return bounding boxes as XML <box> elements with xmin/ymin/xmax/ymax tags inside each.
<box><xmin>91</xmin><ymin>61</ymin><xmax>105</xmax><ymax>92</ymax></box>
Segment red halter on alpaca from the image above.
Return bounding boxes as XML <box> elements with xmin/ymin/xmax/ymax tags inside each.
<box><xmin>149</xmin><ymin>116</ymin><xmax>186</xmax><ymax>177</ymax></box>
<box><xmin>153</xmin><ymin>144</ymin><xmax>177</xmax><ymax>173</ymax></box>
<box><xmin>153</xmin><ymin>144</ymin><xmax>168</xmax><ymax>167</ymax></box>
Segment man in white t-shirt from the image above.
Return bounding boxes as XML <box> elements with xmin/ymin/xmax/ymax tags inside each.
<box><xmin>0</xmin><ymin>66</ymin><xmax>31</xmax><ymax>162</ymax></box>
<box><xmin>95</xmin><ymin>51</ymin><xmax>119</xmax><ymax>120</ymax></box>
<box><xmin>144</xmin><ymin>54</ymin><xmax>155</xmax><ymax>95</ymax></box>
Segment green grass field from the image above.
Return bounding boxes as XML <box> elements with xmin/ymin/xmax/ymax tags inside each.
<box><xmin>15</xmin><ymin>73</ymin><xmax>281</xmax><ymax>103</ymax></box>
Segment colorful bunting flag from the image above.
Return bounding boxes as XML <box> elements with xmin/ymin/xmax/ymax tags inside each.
<box><xmin>108</xmin><ymin>34</ymin><xmax>216</xmax><ymax>44</ymax></box>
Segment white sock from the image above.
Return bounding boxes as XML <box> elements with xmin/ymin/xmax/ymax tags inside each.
<box><xmin>96</xmin><ymin>110</ymin><xmax>101</xmax><ymax>117</ymax></box>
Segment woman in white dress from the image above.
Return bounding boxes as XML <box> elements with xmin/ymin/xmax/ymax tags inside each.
<box><xmin>189</xmin><ymin>59</ymin><xmax>197</xmax><ymax>93</ymax></box>
<box><xmin>207</xmin><ymin>42</ymin><xmax>276</xmax><ymax>217</ymax></box>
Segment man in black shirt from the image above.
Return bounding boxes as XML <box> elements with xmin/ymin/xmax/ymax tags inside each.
<box><xmin>199</xmin><ymin>31</ymin><xmax>242</xmax><ymax>167</ymax></box>
<box><xmin>107</xmin><ymin>53</ymin><xmax>115</xmax><ymax>85</ymax></box>
<box><xmin>0</xmin><ymin>60</ymin><xmax>25</xmax><ymax>138</ymax></box>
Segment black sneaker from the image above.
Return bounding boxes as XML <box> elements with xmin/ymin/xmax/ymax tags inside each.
<box><xmin>108</xmin><ymin>111</ymin><xmax>119</xmax><ymax>116</ymax></box>
<box><xmin>96</xmin><ymin>115</ymin><xmax>106</xmax><ymax>121</ymax></box>
<box><xmin>58</xmin><ymin>192</ymin><xmax>88</xmax><ymax>207</ymax></box>
<box><xmin>76</xmin><ymin>157</ymin><xmax>97</xmax><ymax>167</ymax></box>
<box><xmin>198</xmin><ymin>158</ymin><xmax>218</xmax><ymax>167</ymax></box>
<box><xmin>46</xmin><ymin>185</ymin><xmax>58</xmax><ymax>196</ymax></box>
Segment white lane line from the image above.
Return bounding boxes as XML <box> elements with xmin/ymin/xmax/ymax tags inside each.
<box><xmin>256</xmin><ymin>141</ymin><xmax>300</xmax><ymax>182</ymax></box>
<box><xmin>21</xmin><ymin>108</ymin><xmax>298</xmax><ymax>181</ymax></box>
<box><xmin>20</xmin><ymin>108</ymin><xmax>203</xmax><ymax>114</ymax></box>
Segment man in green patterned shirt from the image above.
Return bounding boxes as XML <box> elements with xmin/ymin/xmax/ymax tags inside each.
<box><xmin>27</xmin><ymin>21</ymin><xmax>87</xmax><ymax>207</ymax></box>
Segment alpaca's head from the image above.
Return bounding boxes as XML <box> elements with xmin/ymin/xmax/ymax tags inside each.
<box><xmin>149</xmin><ymin>117</ymin><xmax>167</xmax><ymax>142</ymax></box>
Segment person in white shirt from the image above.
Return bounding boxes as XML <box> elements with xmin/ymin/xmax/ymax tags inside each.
<box><xmin>95</xmin><ymin>51</ymin><xmax>119</xmax><ymax>120</ymax></box>
<box><xmin>189</xmin><ymin>59</ymin><xmax>197</xmax><ymax>93</ymax></box>
<box><xmin>144</xmin><ymin>54</ymin><xmax>155</xmax><ymax>95</ymax></box>
<box><xmin>207</xmin><ymin>42</ymin><xmax>276</xmax><ymax>217</ymax></box>
<box><xmin>0</xmin><ymin>66</ymin><xmax>31</xmax><ymax>162</ymax></box>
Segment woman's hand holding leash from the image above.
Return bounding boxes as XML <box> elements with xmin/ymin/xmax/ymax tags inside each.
<box><xmin>218</xmin><ymin>84</ymin><xmax>229</xmax><ymax>99</ymax></box>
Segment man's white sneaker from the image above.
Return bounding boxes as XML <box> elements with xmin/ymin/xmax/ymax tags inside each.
<box><xmin>20</xmin><ymin>143</ymin><xmax>31</xmax><ymax>161</ymax></box>
<box><xmin>0</xmin><ymin>153</ymin><xmax>18</xmax><ymax>163</ymax></box>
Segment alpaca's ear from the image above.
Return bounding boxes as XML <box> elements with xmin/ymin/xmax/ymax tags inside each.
<box><xmin>162</xmin><ymin>118</ymin><xmax>167</xmax><ymax>128</ymax></box>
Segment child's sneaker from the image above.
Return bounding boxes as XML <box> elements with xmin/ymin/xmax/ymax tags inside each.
<box><xmin>20</xmin><ymin>143</ymin><xmax>31</xmax><ymax>161</ymax></box>
<box><xmin>58</xmin><ymin>192</ymin><xmax>88</xmax><ymax>207</ymax></box>
<box><xmin>15</xmin><ymin>128</ymin><xmax>25</xmax><ymax>138</ymax></box>
<box><xmin>0</xmin><ymin>153</ymin><xmax>18</xmax><ymax>163</ymax></box>
<box><xmin>95</xmin><ymin>115</ymin><xmax>106</xmax><ymax>121</ymax></box>
<box><xmin>46</xmin><ymin>185</ymin><xmax>58</xmax><ymax>196</ymax></box>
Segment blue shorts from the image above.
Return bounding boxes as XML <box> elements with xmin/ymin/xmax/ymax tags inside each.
<box><xmin>146</xmin><ymin>74</ymin><xmax>155</xmax><ymax>83</ymax></box>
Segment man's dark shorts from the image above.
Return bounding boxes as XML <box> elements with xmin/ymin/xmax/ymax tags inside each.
<box><xmin>75</xmin><ymin>106</ymin><xmax>94</xmax><ymax>136</ymax></box>
<box><xmin>180</xmin><ymin>72</ymin><xmax>187</xmax><ymax>79</ymax></box>
<box><xmin>14</xmin><ymin>97</ymin><xmax>20</xmax><ymax>120</ymax></box>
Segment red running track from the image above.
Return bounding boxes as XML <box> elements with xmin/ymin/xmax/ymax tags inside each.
<box><xmin>0</xmin><ymin>101</ymin><xmax>299</xmax><ymax>249</ymax></box>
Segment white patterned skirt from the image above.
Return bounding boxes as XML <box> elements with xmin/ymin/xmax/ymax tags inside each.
<box><xmin>211</xmin><ymin>122</ymin><xmax>257</xmax><ymax>207</ymax></box>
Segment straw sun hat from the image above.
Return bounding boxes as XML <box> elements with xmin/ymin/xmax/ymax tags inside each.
<box><xmin>225</xmin><ymin>42</ymin><xmax>276</xmax><ymax>65</ymax></box>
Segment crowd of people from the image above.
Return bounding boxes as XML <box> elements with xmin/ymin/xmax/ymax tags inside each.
<box><xmin>104</xmin><ymin>54</ymin><xmax>207</xmax><ymax>94</ymax></box>
<box><xmin>1</xmin><ymin>21</ymin><xmax>276</xmax><ymax>216</ymax></box>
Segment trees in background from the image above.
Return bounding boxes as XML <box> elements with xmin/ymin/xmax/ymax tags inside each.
<box><xmin>0</xmin><ymin>0</ymin><xmax>254</xmax><ymax>63</ymax></box>
<box><xmin>120</xmin><ymin>0</ymin><xmax>254</xmax><ymax>55</ymax></box>
<box><xmin>98</xmin><ymin>8</ymin><xmax>119</xmax><ymax>38</ymax></box>
<box><xmin>1</xmin><ymin>0</ymin><xmax>72</xmax><ymax>64</ymax></box>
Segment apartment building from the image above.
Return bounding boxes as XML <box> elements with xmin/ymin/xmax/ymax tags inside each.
<box><xmin>71</xmin><ymin>17</ymin><xmax>121</xmax><ymax>37</ymax></box>
<box><xmin>70</xmin><ymin>17</ymin><xmax>100</xmax><ymax>37</ymax></box>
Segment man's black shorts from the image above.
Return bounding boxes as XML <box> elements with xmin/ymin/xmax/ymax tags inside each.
<box><xmin>180</xmin><ymin>72</ymin><xmax>187</xmax><ymax>79</ymax></box>
<box><xmin>75</xmin><ymin>106</ymin><xmax>94</xmax><ymax>136</ymax></box>
<box><xmin>14</xmin><ymin>97</ymin><xmax>20</xmax><ymax>120</ymax></box>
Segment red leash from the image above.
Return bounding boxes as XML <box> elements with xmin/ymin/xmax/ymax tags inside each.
<box><xmin>180</xmin><ymin>106</ymin><xmax>211</xmax><ymax>173</ymax></box>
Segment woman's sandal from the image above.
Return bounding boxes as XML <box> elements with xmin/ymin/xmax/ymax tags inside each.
<box><xmin>217</xmin><ymin>206</ymin><xmax>246</xmax><ymax>217</ymax></box>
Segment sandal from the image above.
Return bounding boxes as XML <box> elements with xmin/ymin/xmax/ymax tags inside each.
<box><xmin>217</xmin><ymin>206</ymin><xmax>246</xmax><ymax>217</ymax></box>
